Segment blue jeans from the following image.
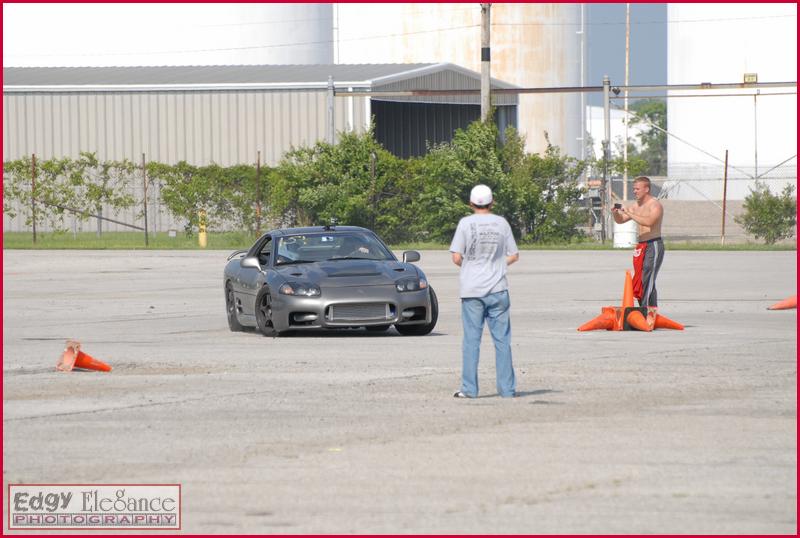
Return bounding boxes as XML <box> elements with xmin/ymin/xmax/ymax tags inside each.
<box><xmin>460</xmin><ymin>290</ymin><xmax>516</xmax><ymax>397</ymax></box>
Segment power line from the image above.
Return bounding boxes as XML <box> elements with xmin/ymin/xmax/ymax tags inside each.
<box><xmin>4</xmin><ymin>24</ymin><xmax>479</xmax><ymax>59</ymax></box>
<box><xmin>495</xmin><ymin>12</ymin><xmax>796</xmax><ymax>27</ymax></box>
<box><xmin>609</xmin><ymin>101</ymin><xmax>756</xmax><ymax>181</ymax></box>
<box><xmin>197</xmin><ymin>4</ymin><xmax>482</xmax><ymax>28</ymax></box>
<box><xmin>611</xmin><ymin>92</ymin><xmax>798</xmax><ymax>100</ymax></box>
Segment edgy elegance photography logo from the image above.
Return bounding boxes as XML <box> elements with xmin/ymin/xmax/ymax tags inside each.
<box><xmin>8</xmin><ymin>484</ymin><xmax>181</xmax><ymax>530</ymax></box>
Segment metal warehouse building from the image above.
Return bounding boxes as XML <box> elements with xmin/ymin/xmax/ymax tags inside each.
<box><xmin>3</xmin><ymin>63</ymin><xmax>518</xmax><ymax>165</ymax></box>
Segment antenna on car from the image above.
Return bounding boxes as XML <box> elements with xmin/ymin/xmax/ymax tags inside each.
<box><xmin>323</xmin><ymin>217</ymin><xmax>338</xmax><ymax>231</ymax></box>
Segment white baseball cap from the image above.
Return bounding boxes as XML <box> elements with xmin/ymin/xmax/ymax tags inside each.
<box><xmin>470</xmin><ymin>184</ymin><xmax>493</xmax><ymax>206</ymax></box>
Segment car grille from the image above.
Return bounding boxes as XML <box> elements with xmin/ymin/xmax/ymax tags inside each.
<box><xmin>328</xmin><ymin>303</ymin><xmax>392</xmax><ymax>321</ymax></box>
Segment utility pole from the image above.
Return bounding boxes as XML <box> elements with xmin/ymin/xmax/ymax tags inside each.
<box><xmin>369</xmin><ymin>152</ymin><xmax>376</xmax><ymax>230</ymax></box>
<box><xmin>578</xmin><ymin>3</ymin><xmax>586</xmax><ymax>166</ymax></box>
<box><xmin>480</xmin><ymin>3</ymin><xmax>491</xmax><ymax>121</ymax></box>
<box><xmin>327</xmin><ymin>76</ymin><xmax>335</xmax><ymax>144</ymax></box>
<box><xmin>623</xmin><ymin>3</ymin><xmax>631</xmax><ymax>201</ymax></box>
<box><xmin>754</xmin><ymin>91</ymin><xmax>759</xmax><ymax>179</ymax></box>
<box><xmin>721</xmin><ymin>149</ymin><xmax>729</xmax><ymax>245</ymax></box>
<box><xmin>256</xmin><ymin>150</ymin><xmax>262</xmax><ymax>235</ymax></box>
<box><xmin>31</xmin><ymin>153</ymin><xmax>37</xmax><ymax>244</ymax></box>
<box><xmin>602</xmin><ymin>75</ymin><xmax>611</xmax><ymax>243</ymax></box>
<box><xmin>142</xmin><ymin>153</ymin><xmax>148</xmax><ymax>247</ymax></box>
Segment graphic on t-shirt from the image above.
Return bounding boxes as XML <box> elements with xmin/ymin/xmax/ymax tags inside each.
<box><xmin>467</xmin><ymin>222</ymin><xmax>478</xmax><ymax>259</ymax></box>
<box><xmin>465</xmin><ymin>222</ymin><xmax>500</xmax><ymax>261</ymax></box>
<box><xmin>477</xmin><ymin>227</ymin><xmax>500</xmax><ymax>258</ymax></box>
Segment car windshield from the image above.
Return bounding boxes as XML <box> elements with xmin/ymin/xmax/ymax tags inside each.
<box><xmin>275</xmin><ymin>232</ymin><xmax>393</xmax><ymax>265</ymax></box>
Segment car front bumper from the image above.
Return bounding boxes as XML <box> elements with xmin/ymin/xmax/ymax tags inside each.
<box><xmin>269</xmin><ymin>285</ymin><xmax>432</xmax><ymax>332</ymax></box>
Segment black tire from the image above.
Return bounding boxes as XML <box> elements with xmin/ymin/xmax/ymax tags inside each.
<box><xmin>365</xmin><ymin>324</ymin><xmax>391</xmax><ymax>332</ymax></box>
<box><xmin>225</xmin><ymin>282</ymin><xmax>245</xmax><ymax>332</ymax></box>
<box><xmin>396</xmin><ymin>287</ymin><xmax>438</xmax><ymax>336</ymax></box>
<box><xmin>255</xmin><ymin>286</ymin><xmax>280</xmax><ymax>337</ymax></box>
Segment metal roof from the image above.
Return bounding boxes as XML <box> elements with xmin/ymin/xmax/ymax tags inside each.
<box><xmin>2</xmin><ymin>63</ymin><xmax>518</xmax><ymax>92</ymax></box>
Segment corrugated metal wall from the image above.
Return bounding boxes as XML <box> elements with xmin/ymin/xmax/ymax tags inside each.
<box><xmin>3</xmin><ymin>88</ymin><xmax>368</xmax><ymax>232</ymax></box>
<box><xmin>373</xmin><ymin>69</ymin><xmax>517</xmax><ymax>106</ymax></box>
<box><xmin>3</xmin><ymin>89</ymin><xmax>368</xmax><ymax>166</ymax></box>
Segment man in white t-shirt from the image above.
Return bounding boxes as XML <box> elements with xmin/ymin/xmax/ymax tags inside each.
<box><xmin>449</xmin><ymin>184</ymin><xmax>519</xmax><ymax>398</ymax></box>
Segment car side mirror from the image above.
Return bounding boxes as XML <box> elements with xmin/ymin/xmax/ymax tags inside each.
<box><xmin>240</xmin><ymin>256</ymin><xmax>261</xmax><ymax>269</ymax></box>
<box><xmin>403</xmin><ymin>250</ymin><xmax>420</xmax><ymax>263</ymax></box>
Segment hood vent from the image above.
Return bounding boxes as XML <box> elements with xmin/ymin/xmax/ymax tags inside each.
<box><xmin>328</xmin><ymin>271</ymin><xmax>381</xmax><ymax>277</ymax></box>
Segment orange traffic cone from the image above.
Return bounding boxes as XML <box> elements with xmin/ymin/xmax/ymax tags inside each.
<box><xmin>74</xmin><ymin>350</ymin><xmax>112</xmax><ymax>372</ymax></box>
<box><xmin>626</xmin><ymin>310</ymin><xmax>652</xmax><ymax>332</ymax></box>
<box><xmin>603</xmin><ymin>306</ymin><xmax>625</xmax><ymax>331</ymax></box>
<box><xmin>622</xmin><ymin>270</ymin><xmax>634</xmax><ymax>308</ymax></box>
<box><xmin>579</xmin><ymin>271</ymin><xmax>685</xmax><ymax>333</ymax></box>
<box><xmin>767</xmin><ymin>295</ymin><xmax>797</xmax><ymax>310</ymax></box>
<box><xmin>577</xmin><ymin>311</ymin><xmax>615</xmax><ymax>331</ymax></box>
<box><xmin>653</xmin><ymin>313</ymin><xmax>684</xmax><ymax>330</ymax></box>
<box><xmin>56</xmin><ymin>340</ymin><xmax>111</xmax><ymax>372</ymax></box>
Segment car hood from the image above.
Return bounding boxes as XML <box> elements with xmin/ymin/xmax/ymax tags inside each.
<box><xmin>274</xmin><ymin>260</ymin><xmax>417</xmax><ymax>288</ymax></box>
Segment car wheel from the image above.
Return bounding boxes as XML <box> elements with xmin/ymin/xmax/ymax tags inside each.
<box><xmin>255</xmin><ymin>287</ymin><xmax>279</xmax><ymax>337</ymax></box>
<box><xmin>365</xmin><ymin>324</ymin><xmax>391</xmax><ymax>332</ymax></box>
<box><xmin>396</xmin><ymin>286</ymin><xmax>438</xmax><ymax>336</ymax></box>
<box><xmin>225</xmin><ymin>282</ymin><xmax>245</xmax><ymax>332</ymax></box>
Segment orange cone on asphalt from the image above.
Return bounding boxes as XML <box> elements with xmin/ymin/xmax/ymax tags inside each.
<box><xmin>74</xmin><ymin>350</ymin><xmax>112</xmax><ymax>372</ymax></box>
<box><xmin>577</xmin><ymin>271</ymin><xmax>685</xmax><ymax>332</ymax></box>
<box><xmin>767</xmin><ymin>295</ymin><xmax>797</xmax><ymax>310</ymax></box>
<box><xmin>626</xmin><ymin>310</ymin><xmax>652</xmax><ymax>332</ymax></box>
<box><xmin>577</xmin><ymin>311</ymin><xmax>615</xmax><ymax>331</ymax></box>
<box><xmin>652</xmin><ymin>313</ymin><xmax>685</xmax><ymax>331</ymax></box>
<box><xmin>622</xmin><ymin>270</ymin><xmax>634</xmax><ymax>308</ymax></box>
<box><xmin>56</xmin><ymin>340</ymin><xmax>112</xmax><ymax>372</ymax></box>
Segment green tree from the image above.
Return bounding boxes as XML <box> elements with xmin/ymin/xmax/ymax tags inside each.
<box><xmin>735</xmin><ymin>182</ymin><xmax>796</xmax><ymax>244</ymax></box>
<box><xmin>273</xmin><ymin>126</ymin><xmax>409</xmax><ymax>241</ymax></box>
<box><xmin>146</xmin><ymin>161</ymin><xmax>266</xmax><ymax>234</ymax></box>
<box><xmin>73</xmin><ymin>152</ymin><xmax>136</xmax><ymax>223</ymax></box>
<box><xmin>609</xmin><ymin>136</ymin><xmax>649</xmax><ymax>178</ymax></box>
<box><xmin>499</xmin><ymin>133</ymin><xmax>588</xmax><ymax>243</ymax></box>
<box><xmin>628</xmin><ymin>99</ymin><xmax>667</xmax><ymax>175</ymax></box>
<box><xmin>408</xmin><ymin>120</ymin><xmax>509</xmax><ymax>242</ymax></box>
<box><xmin>2</xmin><ymin>153</ymin><xmax>135</xmax><ymax>232</ymax></box>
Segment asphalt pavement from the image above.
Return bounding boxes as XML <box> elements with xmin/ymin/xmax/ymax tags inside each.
<box><xmin>3</xmin><ymin>249</ymin><xmax>796</xmax><ymax>533</ymax></box>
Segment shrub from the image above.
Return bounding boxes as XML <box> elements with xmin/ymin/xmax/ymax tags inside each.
<box><xmin>3</xmin><ymin>152</ymin><xmax>135</xmax><ymax>232</ymax></box>
<box><xmin>735</xmin><ymin>182</ymin><xmax>797</xmax><ymax>244</ymax></box>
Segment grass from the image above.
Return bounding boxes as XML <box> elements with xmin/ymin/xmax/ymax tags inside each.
<box><xmin>2</xmin><ymin>231</ymin><xmax>254</xmax><ymax>250</ymax></box>
<box><xmin>2</xmin><ymin>231</ymin><xmax>796</xmax><ymax>251</ymax></box>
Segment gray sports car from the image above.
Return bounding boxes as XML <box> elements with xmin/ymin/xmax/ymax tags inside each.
<box><xmin>223</xmin><ymin>225</ymin><xmax>438</xmax><ymax>336</ymax></box>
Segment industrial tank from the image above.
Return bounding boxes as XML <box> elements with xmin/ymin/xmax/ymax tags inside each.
<box><xmin>334</xmin><ymin>3</ymin><xmax>583</xmax><ymax>157</ymax></box>
<box><xmin>666</xmin><ymin>3</ymin><xmax>797</xmax><ymax>200</ymax></box>
<box><xmin>3</xmin><ymin>3</ymin><xmax>333</xmax><ymax>66</ymax></box>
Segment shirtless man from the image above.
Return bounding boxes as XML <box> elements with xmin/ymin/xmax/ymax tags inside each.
<box><xmin>613</xmin><ymin>176</ymin><xmax>665</xmax><ymax>307</ymax></box>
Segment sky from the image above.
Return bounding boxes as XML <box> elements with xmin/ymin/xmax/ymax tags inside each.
<box><xmin>587</xmin><ymin>3</ymin><xmax>668</xmax><ymax>105</ymax></box>
<box><xmin>3</xmin><ymin>3</ymin><xmax>668</xmax><ymax>98</ymax></box>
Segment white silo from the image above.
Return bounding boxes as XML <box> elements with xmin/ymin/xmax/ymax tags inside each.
<box><xmin>334</xmin><ymin>3</ymin><xmax>583</xmax><ymax>157</ymax></box>
<box><xmin>666</xmin><ymin>3</ymin><xmax>797</xmax><ymax>200</ymax></box>
<box><xmin>3</xmin><ymin>3</ymin><xmax>333</xmax><ymax>66</ymax></box>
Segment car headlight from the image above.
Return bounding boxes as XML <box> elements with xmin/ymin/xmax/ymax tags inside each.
<box><xmin>279</xmin><ymin>282</ymin><xmax>321</xmax><ymax>297</ymax></box>
<box><xmin>395</xmin><ymin>277</ymin><xmax>428</xmax><ymax>292</ymax></box>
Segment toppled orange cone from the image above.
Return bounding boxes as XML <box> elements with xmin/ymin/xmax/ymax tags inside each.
<box><xmin>768</xmin><ymin>295</ymin><xmax>797</xmax><ymax>310</ymax></box>
<box><xmin>652</xmin><ymin>313</ymin><xmax>684</xmax><ymax>331</ymax></box>
<box><xmin>625</xmin><ymin>309</ymin><xmax>652</xmax><ymax>332</ymax></box>
<box><xmin>56</xmin><ymin>340</ymin><xmax>112</xmax><ymax>372</ymax></box>
<box><xmin>577</xmin><ymin>311</ymin><xmax>615</xmax><ymax>331</ymax></box>
<box><xmin>577</xmin><ymin>272</ymin><xmax>685</xmax><ymax>332</ymax></box>
<box><xmin>577</xmin><ymin>306</ymin><xmax>624</xmax><ymax>332</ymax></box>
